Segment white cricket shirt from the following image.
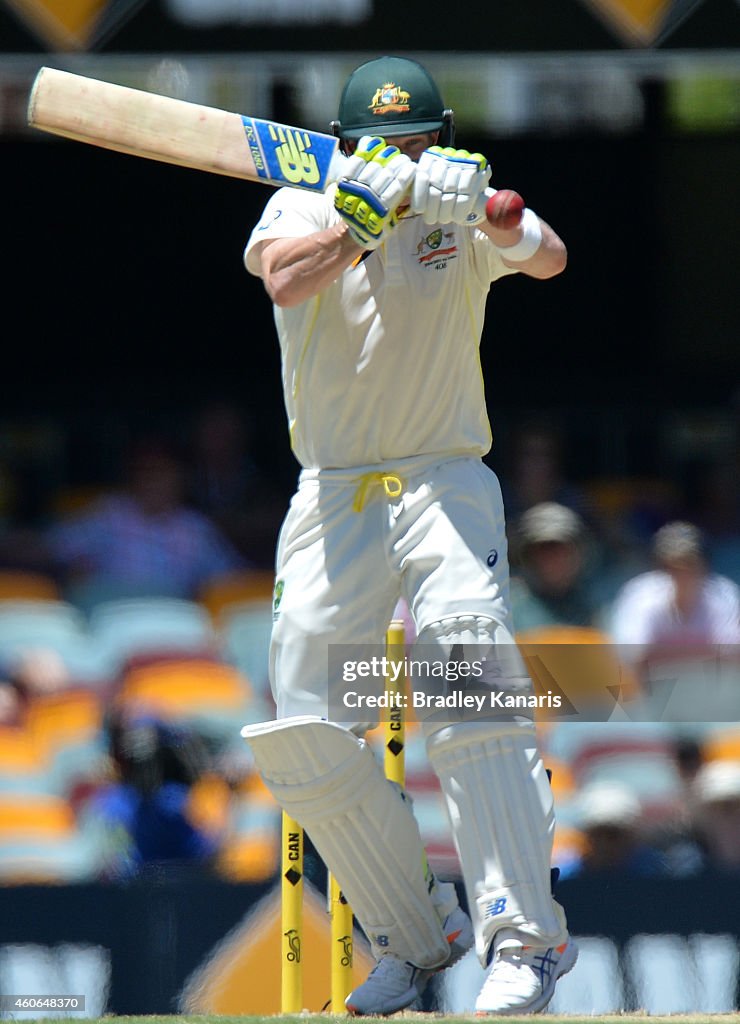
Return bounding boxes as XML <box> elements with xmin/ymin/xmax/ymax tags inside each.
<box><xmin>244</xmin><ymin>185</ymin><xmax>518</xmax><ymax>470</ymax></box>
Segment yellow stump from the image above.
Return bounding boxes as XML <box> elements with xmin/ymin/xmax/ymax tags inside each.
<box><xmin>281</xmin><ymin>811</ymin><xmax>304</xmax><ymax>1013</ymax></box>
<box><xmin>329</xmin><ymin>873</ymin><xmax>354</xmax><ymax>1011</ymax></box>
<box><xmin>384</xmin><ymin>618</ymin><xmax>407</xmax><ymax>787</ymax></box>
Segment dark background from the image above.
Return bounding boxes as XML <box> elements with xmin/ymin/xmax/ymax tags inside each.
<box><xmin>1</xmin><ymin>0</ymin><xmax>739</xmax><ymax>53</ymax></box>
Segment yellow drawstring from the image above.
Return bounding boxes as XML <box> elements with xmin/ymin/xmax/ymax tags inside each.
<box><xmin>352</xmin><ymin>472</ymin><xmax>404</xmax><ymax>512</ymax></box>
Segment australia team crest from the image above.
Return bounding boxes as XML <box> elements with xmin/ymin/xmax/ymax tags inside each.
<box><xmin>368</xmin><ymin>82</ymin><xmax>411</xmax><ymax>116</ymax></box>
<box><xmin>414</xmin><ymin>228</ymin><xmax>458</xmax><ymax>269</ymax></box>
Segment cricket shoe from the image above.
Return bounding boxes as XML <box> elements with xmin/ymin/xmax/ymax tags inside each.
<box><xmin>345</xmin><ymin>905</ymin><xmax>474</xmax><ymax>1016</ymax></box>
<box><xmin>475</xmin><ymin>936</ymin><xmax>578</xmax><ymax>1015</ymax></box>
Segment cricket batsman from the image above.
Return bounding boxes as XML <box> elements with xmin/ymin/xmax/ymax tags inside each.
<box><xmin>241</xmin><ymin>55</ymin><xmax>577</xmax><ymax>1015</ymax></box>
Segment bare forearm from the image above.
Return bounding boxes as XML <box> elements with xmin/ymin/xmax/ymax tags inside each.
<box><xmin>260</xmin><ymin>224</ymin><xmax>363</xmax><ymax>307</ymax></box>
<box><xmin>481</xmin><ymin>216</ymin><xmax>567</xmax><ymax>279</ymax></box>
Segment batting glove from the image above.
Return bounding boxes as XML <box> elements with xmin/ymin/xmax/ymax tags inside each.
<box><xmin>334</xmin><ymin>136</ymin><xmax>416</xmax><ymax>249</ymax></box>
<box><xmin>411</xmin><ymin>146</ymin><xmax>491</xmax><ymax>225</ymax></box>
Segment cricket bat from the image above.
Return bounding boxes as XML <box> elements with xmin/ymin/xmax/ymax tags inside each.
<box><xmin>27</xmin><ymin>66</ymin><xmax>349</xmax><ymax>193</ymax></box>
<box><xmin>27</xmin><ymin>67</ymin><xmax>498</xmax><ymax>220</ymax></box>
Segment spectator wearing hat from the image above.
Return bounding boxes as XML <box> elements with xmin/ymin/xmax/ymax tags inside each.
<box><xmin>608</xmin><ymin>521</ymin><xmax>740</xmax><ymax>656</ymax></box>
<box><xmin>509</xmin><ymin>501</ymin><xmax>603</xmax><ymax>633</ymax></box>
<box><xmin>690</xmin><ymin>760</ymin><xmax>740</xmax><ymax>873</ymax></box>
<box><xmin>559</xmin><ymin>781</ymin><xmax>669</xmax><ymax>879</ymax></box>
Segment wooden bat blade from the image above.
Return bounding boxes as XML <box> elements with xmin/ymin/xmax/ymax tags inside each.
<box><xmin>27</xmin><ymin>67</ymin><xmax>347</xmax><ymax>192</ymax></box>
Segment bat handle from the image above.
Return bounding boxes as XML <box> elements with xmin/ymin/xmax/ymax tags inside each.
<box><xmin>327</xmin><ymin>148</ymin><xmax>351</xmax><ymax>184</ymax></box>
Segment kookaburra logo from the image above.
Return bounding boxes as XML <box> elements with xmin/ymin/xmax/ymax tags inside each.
<box><xmin>285</xmin><ymin>928</ymin><xmax>301</xmax><ymax>963</ymax></box>
<box><xmin>337</xmin><ymin>934</ymin><xmax>353</xmax><ymax>967</ymax></box>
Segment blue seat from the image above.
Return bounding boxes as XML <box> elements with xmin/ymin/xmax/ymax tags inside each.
<box><xmin>0</xmin><ymin>599</ymin><xmax>110</xmax><ymax>685</ymax></box>
<box><xmin>218</xmin><ymin>600</ymin><xmax>274</xmax><ymax>707</ymax></box>
<box><xmin>88</xmin><ymin>597</ymin><xmax>217</xmax><ymax>673</ymax></box>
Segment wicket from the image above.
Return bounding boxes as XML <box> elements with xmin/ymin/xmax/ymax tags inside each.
<box><xmin>280</xmin><ymin>618</ymin><xmax>408</xmax><ymax>1013</ymax></box>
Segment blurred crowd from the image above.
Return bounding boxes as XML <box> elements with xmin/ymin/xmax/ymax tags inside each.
<box><xmin>0</xmin><ymin>406</ymin><xmax>737</xmax><ymax>887</ymax></box>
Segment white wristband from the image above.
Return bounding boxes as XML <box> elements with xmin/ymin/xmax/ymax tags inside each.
<box><xmin>494</xmin><ymin>207</ymin><xmax>542</xmax><ymax>262</ymax></box>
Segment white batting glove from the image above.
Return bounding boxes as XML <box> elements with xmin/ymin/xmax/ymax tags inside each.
<box><xmin>411</xmin><ymin>146</ymin><xmax>491</xmax><ymax>225</ymax></box>
<box><xmin>334</xmin><ymin>136</ymin><xmax>415</xmax><ymax>249</ymax></box>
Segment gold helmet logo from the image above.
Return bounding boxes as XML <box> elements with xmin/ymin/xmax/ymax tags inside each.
<box><xmin>368</xmin><ymin>82</ymin><xmax>411</xmax><ymax>115</ymax></box>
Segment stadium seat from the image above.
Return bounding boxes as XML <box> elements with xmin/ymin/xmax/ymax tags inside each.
<box><xmin>0</xmin><ymin>724</ymin><xmax>55</xmax><ymax>794</ymax></box>
<box><xmin>198</xmin><ymin>569</ymin><xmax>276</xmax><ymax>623</ymax></box>
<box><xmin>25</xmin><ymin>689</ymin><xmax>107</xmax><ymax>794</ymax></box>
<box><xmin>186</xmin><ymin>772</ymin><xmax>232</xmax><ymax>835</ymax></box>
<box><xmin>515</xmin><ymin>625</ymin><xmax>641</xmax><ymax>720</ymax></box>
<box><xmin>562</xmin><ymin>724</ymin><xmax>684</xmax><ymax>817</ymax></box>
<box><xmin>0</xmin><ymin>792</ymin><xmax>76</xmax><ymax>838</ymax></box>
<box><xmin>26</xmin><ymin>688</ymin><xmax>105</xmax><ymax>750</ymax></box>
<box><xmin>551</xmin><ymin>822</ymin><xmax>588</xmax><ymax>873</ymax></box>
<box><xmin>703</xmin><ymin>727</ymin><xmax>740</xmax><ymax>763</ymax></box>
<box><xmin>88</xmin><ymin>597</ymin><xmax>218</xmax><ymax>674</ymax></box>
<box><xmin>63</xmin><ymin>577</ymin><xmax>189</xmax><ymax>617</ymax></box>
<box><xmin>216</xmin><ymin>773</ymin><xmax>280</xmax><ymax>883</ymax></box>
<box><xmin>0</xmin><ymin>570</ymin><xmax>60</xmax><ymax>600</ymax></box>
<box><xmin>218</xmin><ymin>600</ymin><xmax>274</xmax><ymax>705</ymax></box>
<box><xmin>0</xmin><ymin>792</ymin><xmax>98</xmax><ymax>883</ymax></box>
<box><xmin>114</xmin><ymin>656</ymin><xmax>254</xmax><ymax>744</ymax></box>
<box><xmin>0</xmin><ymin>598</ymin><xmax>110</xmax><ymax>685</ymax></box>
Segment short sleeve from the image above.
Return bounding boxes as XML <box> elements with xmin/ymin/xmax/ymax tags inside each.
<box><xmin>244</xmin><ymin>186</ymin><xmax>337</xmax><ymax>278</ymax></box>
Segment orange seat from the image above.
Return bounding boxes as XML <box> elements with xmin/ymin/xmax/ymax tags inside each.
<box><xmin>0</xmin><ymin>571</ymin><xmax>60</xmax><ymax>600</ymax></box>
<box><xmin>217</xmin><ymin>832</ymin><xmax>279</xmax><ymax>882</ymax></box>
<box><xmin>116</xmin><ymin>657</ymin><xmax>253</xmax><ymax>720</ymax></box>
<box><xmin>543</xmin><ymin>756</ymin><xmax>576</xmax><ymax>800</ymax></box>
<box><xmin>26</xmin><ymin>689</ymin><xmax>105</xmax><ymax>756</ymax></box>
<box><xmin>703</xmin><ymin>729</ymin><xmax>740</xmax><ymax>763</ymax></box>
<box><xmin>216</xmin><ymin>774</ymin><xmax>280</xmax><ymax>882</ymax></box>
<box><xmin>0</xmin><ymin>725</ymin><xmax>48</xmax><ymax>773</ymax></box>
<box><xmin>552</xmin><ymin>823</ymin><xmax>588</xmax><ymax>862</ymax></box>
<box><xmin>0</xmin><ymin>792</ymin><xmax>96</xmax><ymax>884</ymax></box>
<box><xmin>515</xmin><ymin>625</ymin><xmax>640</xmax><ymax>717</ymax></box>
<box><xmin>186</xmin><ymin>773</ymin><xmax>232</xmax><ymax>835</ymax></box>
<box><xmin>0</xmin><ymin>793</ymin><xmax>76</xmax><ymax>839</ymax></box>
<box><xmin>198</xmin><ymin>570</ymin><xmax>276</xmax><ymax>622</ymax></box>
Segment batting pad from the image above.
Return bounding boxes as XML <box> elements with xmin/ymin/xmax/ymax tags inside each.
<box><xmin>241</xmin><ymin>716</ymin><xmax>451</xmax><ymax>967</ymax></box>
<box><xmin>427</xmin><ymin>719</ymin><xmax>568</xmax><ymax>963</ymax></box>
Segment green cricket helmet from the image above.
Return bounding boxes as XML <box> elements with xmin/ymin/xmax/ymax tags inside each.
<box><xmin>331</xmin><ymin>55</ymin><xmax>454</xmax><ymax>149</ymax></box>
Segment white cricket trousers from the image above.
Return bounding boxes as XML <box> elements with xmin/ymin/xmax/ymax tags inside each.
<box><xmin>269</xmin><ymin>452</ymin><xmax>514</xmax><ymax>724</ymax></box>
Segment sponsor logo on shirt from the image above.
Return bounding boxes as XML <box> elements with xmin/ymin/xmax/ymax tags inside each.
<box><xmin>273</xmin><ymin>578</ymin><xmax>285</xmax><ymax>620</ymax></box>
<box><xmin>257</xmin><ymin>208</ymin><xmax>283</xmax><ymax>230</ymax></box>
<box><xmin>414</xmin><ymin>228</ymin><xmax>458</xmax><ymax>269</ymax></box>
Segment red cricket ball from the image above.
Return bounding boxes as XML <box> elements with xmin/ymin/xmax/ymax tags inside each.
<box><xmin>485</xmin><ymin>190</ymin><xmax>525</xmax><ymax>231</ymax></box>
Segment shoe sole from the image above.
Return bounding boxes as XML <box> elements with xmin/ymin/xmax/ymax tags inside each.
<box><xmin>475</xmin><ymin>938</ymin><xmax>579</xmax><ymax>1017</ymax></box>
<box><xmin>346</xmin><ymin>984</ymin><xmax>418</xmax><ymax>1017</ymax></box>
